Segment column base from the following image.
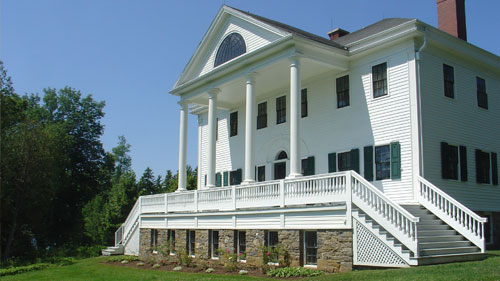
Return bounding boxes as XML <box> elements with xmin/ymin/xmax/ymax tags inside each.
<box><xmin>241</xmin><ymin>179</ymin><xmax>255</xmax><ymax>185</ymax></box>
<box><xmin>175</xmin><ymin>188</ymin><xmax>187</xmax><ymax>193</ymax></box>
<box><xmin>205</xmin><ymin>184</ymin><xmax>215</xmax><ymax>188</ymax></box>
<box><xmin>286</xmin><ymin>173</ymin><xmax>303</xmax><ymax>179</ymax></box>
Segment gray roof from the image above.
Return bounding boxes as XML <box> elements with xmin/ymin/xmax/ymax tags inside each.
<box><xmin>332</xmin><ymin>18</ymin><xmax>416</xmax><ymax>46</ymax></box>
<box><xmin>229</xmin><ymin>6</ymin><xmax>415</xmax><ymax>51</ymax></box>
<box><xmin>229</xmin><ymin>6</ymin><xmax>346</xmax><ymax>50</ymax></box>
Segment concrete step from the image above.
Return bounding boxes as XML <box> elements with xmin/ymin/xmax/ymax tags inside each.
<box><xmin>418</xmin><ymin>219</ymin><xmax>445</xmax><ymax>225</ymax></box>
<box><xmin>418</xmin><ymin>241</ymin><xmax>472</xmax><ymax>249</ymax></box>
<box><xmin>420</xmin><ymin>246</ymin><xmax>479</xmax><ymax>256</ymax></box>
<box><xmin>418</xmin><ymin>235</ymin><xmax>465</xmax><ymax>242</ymax></box>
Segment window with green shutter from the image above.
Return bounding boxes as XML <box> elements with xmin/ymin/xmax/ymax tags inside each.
<box><xmin>215</xmin><ymin>172</ymin><xmax>222</xmax><ymax>187</ymax></box>
<box><xmin>476</xmin><ymin>149</ymin><xmax>496</xmax><ymax>184</ymax></box>
<box><xmin>375</xmin><ymin>145</ymin><xmax>390</xmax><ymax>180</ymax></box>
<box><xmin>492</xmin><ymin>153</ymin><xmax>498</xmax><ymax>185</ymax></box>
<box><xmin>230</xmin><ymin>169</ymin><xmax>242</xmax><ymax>185</ymax></box>
<box><xmin>328</xmin><ymin>153</ymin><xmax>336</xmax><ymax>173</ymax></box>
<box><xmin>351</xmin><ymin>149</ymin><xmax>360</xmax><ymax>174</ymax></box>
<box><xmin>364</xmin><ymin>146</ymin><xmax>374</xmax><ymax>181</ymax></box>
<box><xmin>223</xmin><ymin>171</ymin><xmax>229</xmax><ymax>186</ymax></box>
<box><xmin>390</xmin><ymin>142</ymin><xmax>401</xmax><ymax>179</ymax></box>
<box><xmin>460</xmin><ymin>146</ymin><xmax>468</xmax><ymax>181</ymax></box>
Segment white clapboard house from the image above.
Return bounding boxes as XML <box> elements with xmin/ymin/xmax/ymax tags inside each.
<box><xmin>105</xmin><ymin>0</ymin><xmax>499</xmax><ymax>269</ymax></box>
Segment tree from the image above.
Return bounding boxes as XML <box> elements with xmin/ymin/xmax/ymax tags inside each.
<box><xmin>112</xmin><ymin>135</ymin><xmax>132</xmax><ymax>180</ymax></box>
<box><xmin>138</xmin><ymin>167</ymin><xmax>159</xmax><ymax>195</ymax></box>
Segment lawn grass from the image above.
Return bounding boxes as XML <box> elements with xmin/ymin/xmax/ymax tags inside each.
<box><xmin>3</xmin><ymin>250</ymin><xmax>500</xmax><ymax>281</ymax></box>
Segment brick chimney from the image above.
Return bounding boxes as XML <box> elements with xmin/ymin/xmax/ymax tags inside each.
<box><xmin>328</xmin><ymin>28</ymin><xmax>350</xmax><ymax>40</ymax></box>
<box><xmin>437</xmin><ymin>0</ymin><xmax>467</xmax><ymax>41</ymax></box>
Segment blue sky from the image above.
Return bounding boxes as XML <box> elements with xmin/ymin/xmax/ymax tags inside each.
<box><xmin>2</xmin><ymin>0</ymin><xmax>499</xmax><ymax>178</ymax></box>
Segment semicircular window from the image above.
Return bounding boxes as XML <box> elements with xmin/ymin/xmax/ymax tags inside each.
<box><xmin>214</xmin><ymin>33</ymin><xmax>246</xmax><ymax>67</ymax></box>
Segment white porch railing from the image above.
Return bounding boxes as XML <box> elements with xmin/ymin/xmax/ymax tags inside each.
<box><xmin>351</xmin><ymin>172</ymin><xmax>419</xmax><ymax>257</ymax></box>
<box><xmin>418</xmin><ymin>176</ymin><xmax>487</xmax><ymax>252</ymax></box>
<box><xmin>115</xmin><ymin>171</ymin><xmax>420</xmax><ymax>258</ymax></box>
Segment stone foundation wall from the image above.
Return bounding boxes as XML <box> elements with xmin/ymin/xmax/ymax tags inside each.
<box><xmin>138</xmin><ymin>228</ymin><xmax>353</xmax><ymax>272</ymax></box>
<box><xmin>317</xmin><ymin>230</ymin><xmax>353</xmax><ymax>273</ymax></box>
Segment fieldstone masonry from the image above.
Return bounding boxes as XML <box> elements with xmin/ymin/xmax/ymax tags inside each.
<box><xmin>139</xmin><ymin>228</ymin><xmax>353</xmax><ymax>272</ymax></box>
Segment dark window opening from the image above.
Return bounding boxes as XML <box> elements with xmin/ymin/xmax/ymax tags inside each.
<box><xmin>188</xmin><ymin>230</ymin><xmax>195</xmax><ymax>256</ymax></box>
<box><xmin>476</xmin><ymin>149</ymin><xmax>491</xmax><ymax>184</ymax></box>
<box><xmin>214</xmin><ymin>33</ymin><xmax>246</xmax><ymax>67</ymax></box>
<box><xmin>151</xmin><ymin>229</ymin><xmax>158</xmax><ymax>249</ymax></box>
<box><xmin>443</xmin><ymin>64</ymin><xmax>454</xmax><ymax>98</ymax></box>
<box><xmin>209</xmin><ymin>230</ymin><xmax>219</xmax><ymax>258</ymax></box>
<box><xmin>237</xmin><ymin>231</ymin><xmax>246</xmax><ymax>259</ymax></box>
<box><xmin>375</xmin><ymin>145</ymin><xmax>391</xmax><ymax>180</ymax></box>
<box><xmin>276</xmin><ymin>96</ymin><xmax>286</xmax><ymax>124</ymax></box>
<box><xmin>477</xmin><ymin>77</ymin><xmax>488</xmax><ymax>109</ymax></box>
<box><xmin>230</xmin><ymin>112</ymin><xmax>238</xmax><ymax>137</ymax></box>
<box><xmin>265</xmin><ymin>231</ymin><xmax>279</xmax><ymax>263</ymax></box>
<box><xmin>229</xmin><ymin>169</ymin><xmax>242</xmax><ymax>186</ymax></box>
<box><xmin>441</xmin><ymin>143</ymin><xmax>459</xmax><ymax>180</ymax></box>
<box><xmin>338</xmin><ymin>151</ymin><xmax>352</xmax><ymax>172</ymax></box>
<box><xmin>336</xmin><ymin>75</ymin><xmax>350</xmax><ymax>108</ymax></box>
<box><xmin>372</xmin><ymin>62</ymin><xmax>388</xmax><ymax>98</ymax></box>
<box><xmin>301</xmin><ymin>88</ymin><xmax>308</xmax><ymax>118</ymax></box>
<box><xmin>257</xmin><ymin>166</ymin><xmax>266</xmax><ymax>182</ymax></box>
<box><xmin>304</xmin><ymin>231</ymin><xmax>317</xmax><ymax>265</ymax></box>
<box><xmin>168</xmin><ymin>230</ymin><xmax>175</xmax><ymax>255</ymax></box>
<box><xmin>257</xmin><ymin>102</ymin><xmax>267</xmax><ymax>129</ymax></box>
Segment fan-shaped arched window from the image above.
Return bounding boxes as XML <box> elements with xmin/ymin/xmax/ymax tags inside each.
<box><xmin>276</xmin><ymin>151</ymin><xmax>288</xmax><ymax>161</ymax></box>
<box><xmin>214</xmin><ymin>33</ymin><xmax>246</xmax><ymax>67</ymax></box>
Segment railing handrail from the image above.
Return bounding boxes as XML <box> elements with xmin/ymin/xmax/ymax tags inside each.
<box><xmin>352</xmin><ymin>172</ymin><xmax>419</xmax><ymax>223</ymax></box>
<box><xmin>418</xmin><ymin>176</ymin><xmax>487</xmax><ymax>223</ymax></box>
<box><xmin>284</xmin><ymin>172</ymin><xmax>349</xmax><ymax>183</ymax></box>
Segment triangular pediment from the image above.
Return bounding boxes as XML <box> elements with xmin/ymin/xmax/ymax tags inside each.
<box><xmin>173</xmin><ymin>6</ymin><xmax>290</xmax><ymax>89</ymax></box>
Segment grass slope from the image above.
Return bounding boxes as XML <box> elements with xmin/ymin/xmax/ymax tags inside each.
<box><xmin>3</xmin><ymin>251</ymin><xmax>500</xmax><ymax>281</ymax></box>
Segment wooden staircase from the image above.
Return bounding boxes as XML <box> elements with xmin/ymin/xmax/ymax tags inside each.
<box><xmin>403</xmin><ymin>205</ymin><xmax>485</xmax><ymax>265</ymax></box>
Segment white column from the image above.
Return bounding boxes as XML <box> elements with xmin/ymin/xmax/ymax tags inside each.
<box><xmin>177</xmin><ymin>102</ymin><xmax>188</xmax><ymax>191</ymax></box>
<box><xmin>288</xmin><ymin>56</ymin><xmax>302</xmax><ymax>178</ymax></box>
<box><xmin>243</xmin><ymin>73</ymin><xmax>256</xmax><ymax>184</ymax></box>
<box><xmin>206</xmin><ymin>89</ymin><xmax>219</xmax><ymax>188</ymax></box>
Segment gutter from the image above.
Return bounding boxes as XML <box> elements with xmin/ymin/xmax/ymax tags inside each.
<box><xmin>415</xmin><ymin>28</ymin><xmax>428</xmax><ymax>177</ymax></box>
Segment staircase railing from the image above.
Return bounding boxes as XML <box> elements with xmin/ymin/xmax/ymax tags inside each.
<box><xmin>115</xmin><ymin>199</ymin><xmax>141</xmax><ymax>246</ymax></box>
<box><xmin>114</xmin><ymin>225</ymin><xmax>124</xmax><ymax>247</ymax></box>
<box><xmin>418</xmin><ymin>176</ymin><xmax>487</xmax><ymax>252</ymax></box>
<box><xmin>351</xmin><ymin>172</ymin><xmax>420</xmax><ymax>257</ymax></box>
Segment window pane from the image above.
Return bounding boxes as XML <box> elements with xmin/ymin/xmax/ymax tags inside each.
<box><xmin>477</xmin><ymin>77</ymin><xmax>488</xmax><ymax>109</ymax></box>
<box><xmin>304</xmin><ymin>231</ymin><xmax>317</xmax><ymax>265</ymax></box>
<box><xmin>338</xmin><ymin>151</ymin><xmax>351</xmax><ymax>171</ymax></box>
<box><xmin>238</xmin><ymin>231</ymin><xmax>246</xmax><ymax>256</ymax></box>
<box><xmin>257</xmin><ymin>166</ymin><xmax>265</xmax><ymax>182</ymax></box>
<box><xmin>257</xmin><ymin>102</ymin><xmax>267</xmax><ymax>129</ymax></box>
<box><xmin>372</xmin><ymin>63</ymin><xmax>388</xmax><ymax>98</ymax></box>
<box><xmin>375</xmin><ymin>145</ymin><xmax>391</xmax><ymax>180</ymax></box>
<box><xmin>276</xmin><ymin>96</ymin><xmax>286</xmax><ymax>124</ymax></box>
<box><xmin>337</xmin><ymin>75</ymin><xmax>350</xmax><ymax>108</ymax></box>
<box><xmin>301</xmin><ymin>89</ymin><xmax>308</xmax><ymax>118</ymax></box>
<box><xmin>230</xmin><ymin>112</ymin><xmax>238</xmax><ymax>137</ymax></box>
<box><xmin>214</xmin><ymin>33</ymin><xmax>246</xmax><ymax>67</ymax></box>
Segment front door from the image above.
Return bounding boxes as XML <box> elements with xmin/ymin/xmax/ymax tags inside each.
<box><xmin>274</xmin><ymin>162</ymin><xmax>286</xmax><ymax>180</ymax></box>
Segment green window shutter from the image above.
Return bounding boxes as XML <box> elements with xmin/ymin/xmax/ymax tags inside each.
<box><xmin>391</xmin><ymin>142</ymin><xmax>401</xmax><ymax>179</ymax></box>
<box><xmin>364</xmin><ymin>146</ymin><xmax>374</xmax><ymax>181</ymax></box>
<box><xmin>441</xmin><ymin>142</ymin><xmax>449</xmax><ymax>179</ymax></box>
<box><xmin>223</xmin><ymin>171</ymin><xmax>229</xmax><ymax>186</ymax></box>
<box><xmin>204</xmin><ymin>175</ymin><xmax>207</xmax><ymax>186</ymax></box>
<box><xmin>308</xmin><ymin>156</ymin><xmax>315</xmax><ymax>175</ymax></box>
<box><xmin>328</xmin><ymin>153</ymin><xmax>336</xmax><ymax>173</ymax></box>
<box><xmin>215</xmin><ymin>173</ymin><xmax>221</xmax><ymax>187</ymax></box>
<box><xmin>351</xmin><ymin>148</ymin><xmax>360</xmax><ymax>174</ymax></box>
<box><xmin>236</xmin><ymin>169</ymin><xmax>242</xmax><ymax>185</ymax></box>
<box><xmin>460</xmin><ymin>146</ymin><xmax>468</xmax><ymax>181</ymax></box>
<box><xmin>492</xmin><ymin>152</ymin><xmax>498</xmax><ymax>186</ymax></box>
<box><xmin>475</xmin><ymin>149</ymin><xmax>482</xmax><ymax>183</ymax></box>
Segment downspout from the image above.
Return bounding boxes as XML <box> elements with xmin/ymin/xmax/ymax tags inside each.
<box><xmin>415</xmin><ymin>28</ymin><xmax>428</xmax><ymax>178</ymax></box>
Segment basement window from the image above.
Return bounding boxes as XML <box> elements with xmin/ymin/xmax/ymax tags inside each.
<box><xmin>237</xmin><ymin>231</ymin><xmax>246</xmax><ymax>261</ymax></box>
<box><xmin>265</xmin><ymin>231</ymin><xmax>279</xmax><ymax>263</ymax></box>
<box><xmin>303</xmin><ymin>231</ymin><xmax>318</xmax><ymax>266</ymax></box>
<box><xmin>187</xmin><ymin>230</ymin><xmax>196</xmax><ymax>256</ymax></box>
<box><xmin>167</xmin><ymin>230</ymin><xmax>175</xmax><ymax>255</ymax></box>
<box><xmin>151</xmin><ymin>229</ymin><xmax>158</xmax><ymax>253</ymax></box>
<box><xmin>209</xmin><ymin>230</ymin><xmax>220</xmax><ymax>259</ymax></box>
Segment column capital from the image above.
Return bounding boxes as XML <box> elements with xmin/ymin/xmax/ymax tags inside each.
<box><xmin>177</xmin><ymin>101</ymin><xmax>189</xmax><ymax>109</ymax></box>
<box><xmin>289</xmin><ymin>55</ymin><xmax>301</xmax><ymax>66</ymax></box>
<box><xmin>208</xmin><ymin>88</ymin><xmax>221</xmax><ymax>97</ymax></box>
<box><xmin>246</xmin><ymin>72</ymin><xmax>257</xmax><ymax>84</ymax></box>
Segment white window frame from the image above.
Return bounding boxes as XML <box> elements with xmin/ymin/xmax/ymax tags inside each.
<box><xmin>303</xmin><ymin>231</ymin><xmax>318</xmax><ymax>267</ymax></box>
<box><xmin>188</xmin><ymin>230</ymin><xmax>195</xmax><ymax>257</ymax></box>
<box><xmin>236</xmin><ymin>230</ymin><xmax>247</xmax><ymax>262</ymax></box>
<box><xmin>210</xmin><ymin>230</ymin><xmax>219</xmax><ymax>259</ymax></box>
<box><xmin>441</xmin><ymin>142</ymin><xmax>466</xmax><ymax>182</ymax></box>
<box><xmin>167</xmin><ymin>229</ymin><xmax>176</xmax><ymax>255</ymax></box>
<box><xmin>371</xmin><ymin>61</ymin><xmax>390</xmax><ymax>99</ymax></box>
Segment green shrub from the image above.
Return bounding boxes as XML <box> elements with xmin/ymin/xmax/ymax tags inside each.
<box><xmin>0</xmin><ymin>263</ymin><xmax>51</xmax><ymax>277</ymax></box>
<box><xmin>106</xmin><ymin>255</ymin><xmax>139</xmax><ymax>263</ymax></box>
<box><xmin>267</xmin><ymin>266</ymin><xmax>323</xmax><ymax>278</ymax></box>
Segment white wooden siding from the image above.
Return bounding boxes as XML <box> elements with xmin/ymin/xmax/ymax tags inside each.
<box><xmin>420</xmin><ymin>45</ymin><xmax>500</xmax><ymax>212</ymax></box>
<box><xmin>197</xmin><ymin>42</ymin><xmax>416</xmax><ymax>203</ymax></box>
<box><xmin>124</xmin><ymin>225</ymin><xmax>139</xmax><ymax>255</ymax></box>
<box><xmin>194</xmin><ymin>16</ymin><xmax>282</xmax><ymax>79</ymax></box>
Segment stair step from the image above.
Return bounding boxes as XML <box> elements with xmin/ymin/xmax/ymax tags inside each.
<box><xmin>418</xmin><ymin>235</ymin><xmax>465</xmax><ymax>242</ymax></box>
<box><xmin>420</xmin><ymin>246</ymin><xmax>478</xmax><ymax>256</ymax></box>
<box><xmin>418</xmin><ymin>220</ymin><xmax>444</xmax><ymax>225</ymax></box>
<box><xmin>418</xmin><ymin>241</ymin><xmax>472</xmax><ymax>249</ymax></box>
<box><xmin>418</xmin><ymin>224</ymin><xmax>450</xmax><ymax>230</ymax></box>
<box><xmin>417</xmin><ymin>253</ymin><xmax>485</xmax><ymax>265</ymax></box>
<box><xmin>418</xmin><ymin>229</ymin><xmax>456</xmax><ymax>236</ymax></box>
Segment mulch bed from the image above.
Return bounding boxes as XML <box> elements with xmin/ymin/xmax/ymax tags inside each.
<box><xmin>106</xmin><ymin>259</ymin><xmax>271</xmax><ymax>278</ymax></box>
